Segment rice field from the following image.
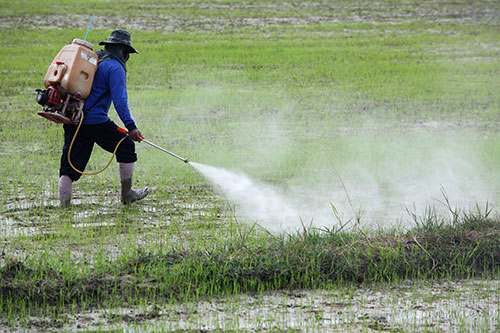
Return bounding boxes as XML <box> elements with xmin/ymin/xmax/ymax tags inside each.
<box><xmin>1</xmin><ymin>0</ymin><xmax>500</xmax><ymax>331</ymax></box>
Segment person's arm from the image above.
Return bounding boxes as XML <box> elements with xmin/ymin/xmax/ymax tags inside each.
<box><xmin>109</xmin><ymin>64</ymin><xmax>143</xmax><ymax>141</ymax></box>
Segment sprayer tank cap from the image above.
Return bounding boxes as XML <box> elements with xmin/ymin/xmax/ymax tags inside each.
<box><xmin>72</xmin><ymin>38</ymin><xmax>94</xmax><ymax>51</ymax></box>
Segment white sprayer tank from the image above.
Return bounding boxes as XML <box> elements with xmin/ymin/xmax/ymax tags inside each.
<box><xmin>43</xmin><ymin>38</ymin><xmax>98</xmax><ymax>99</ymax></box>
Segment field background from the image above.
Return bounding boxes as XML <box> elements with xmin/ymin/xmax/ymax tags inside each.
<box><xmin>1</xmin><ymin>0</ymin><xmax>500</xmax><ymax>331</ymax></box>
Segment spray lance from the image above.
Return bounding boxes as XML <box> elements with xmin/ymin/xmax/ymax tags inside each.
<box><xmin>116</xmin><ymin>127</ymin><xmax>189</xmax><ymax>163</ymax></box>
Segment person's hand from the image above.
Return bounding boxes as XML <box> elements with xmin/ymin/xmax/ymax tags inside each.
<box><xmin>129</xmin><ymin>129</ymin><xmax>143</xmax><ymax>142</ymax></box>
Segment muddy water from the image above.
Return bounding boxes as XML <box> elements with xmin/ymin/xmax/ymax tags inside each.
<box><xmin>49</xmin><ymin>279</ymin><xmax>499</xmax><ymax>332</ymax></box>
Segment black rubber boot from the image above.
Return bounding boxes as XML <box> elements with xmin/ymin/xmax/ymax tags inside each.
<box><xmin>121</xmin><ymin>178</ymin><xmax>149</xmax><ymax>204</ymax></box>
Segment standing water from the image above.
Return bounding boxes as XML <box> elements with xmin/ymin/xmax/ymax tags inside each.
<box><xmin>189</xmin><ymin>162</ymin><xmax>300</xmax><ymax>232</ymax></box>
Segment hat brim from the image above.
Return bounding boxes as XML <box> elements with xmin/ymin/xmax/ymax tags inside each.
<box><xmin>99</xmin><ymin>41</ymin><xmax>139</xmax><ymax>54</ymax></box>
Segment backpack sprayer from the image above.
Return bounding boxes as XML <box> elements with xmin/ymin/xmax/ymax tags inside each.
<box><xmin>35</xmin><ymin>17</ymin><xmax>188</xmax><ymax>175</ymax></box>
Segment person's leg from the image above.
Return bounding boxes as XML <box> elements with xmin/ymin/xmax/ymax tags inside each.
<box><xmin>118</xmin><ymin>162</ymin><xmax>149</xmax><ymax>204</ymax></box>
<box><xmin>58</xmin><ymin>175</ymin><xmax>72</xmax><ymax>208</ymax></box>
<box><xmin>91</xmin><ymin>121</ymin><xmax>149</xmax><ymax>204</ymax></box>
<box><xmin>59</xmin><ymin>124</ymin><xmax>94</xmax><ymax>207</ymax></box>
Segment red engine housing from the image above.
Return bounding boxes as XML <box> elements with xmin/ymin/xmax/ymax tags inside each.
<box><xmin>46</xmin><ymin>86</ymin><xmax>63</xmax><ymax>107</ymax></box>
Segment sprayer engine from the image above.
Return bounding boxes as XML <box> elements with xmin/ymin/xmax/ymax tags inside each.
<box><xmin>35</xmin><ymin>86</ymin><xmax>84</xmax><ymax>124</ymax></box>
<box><xmin>36</xmin><ymin>86</ymin><xmax>62</xmax><ymax>109</ymax></box>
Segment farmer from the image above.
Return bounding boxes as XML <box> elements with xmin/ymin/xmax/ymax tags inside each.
<box><xmin>58</xmin><ymin>29</ymin><xmax>149</xmax><ymax>207</ymax></box>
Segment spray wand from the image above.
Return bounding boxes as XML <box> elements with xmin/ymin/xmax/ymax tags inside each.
<box><xmin>117</xmin><ymin>127</ymin><xmax>189</xmax><ymax>163</ymax></box>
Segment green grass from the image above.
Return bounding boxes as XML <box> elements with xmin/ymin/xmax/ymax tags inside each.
<box><xmin>1</xmin><ymin>0</ymin><xmax>500</xmax><ymax>330</ymax></box>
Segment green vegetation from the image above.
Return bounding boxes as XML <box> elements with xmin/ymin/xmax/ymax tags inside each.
<box><xmin>1</xmin><ymin>0</ymin><xmax>499</xmax><ymax>330</ymax></box>
<box><xmin>3</xmin><ymin>208</ymin><xmax>500</xmax><ymax>304</ymax></box>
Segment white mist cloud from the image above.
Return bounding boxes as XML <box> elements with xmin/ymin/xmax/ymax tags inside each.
<box><xmin>180</xmin><ymin>83</ymin><xmax>497</xmax><ymax>233</ymax></box>
<box><xmin>190</xmin><ymin>162</ymin><xmax>300</xmax><ymax>232</ymax></box>
<box><xmin>295</xmin><ymin>128</ymin><xmax>497</xmax><ymax>230</ymax></box>
<box><xmin>190</xmin><ymin>122</ymin><xmax>497</xmax><ymax>234</ymax></box>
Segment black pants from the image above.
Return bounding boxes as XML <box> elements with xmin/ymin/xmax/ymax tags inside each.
<box><xmin>60</xmin><ymin>120</ymin><xmax>137</xmax><ymax>181</ymax></box>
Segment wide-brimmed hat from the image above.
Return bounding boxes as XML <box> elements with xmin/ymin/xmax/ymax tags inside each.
<box><xmin>99</xmin><ymin>29</ymin><xmax>139</xmax><ymax>54</ymax></box>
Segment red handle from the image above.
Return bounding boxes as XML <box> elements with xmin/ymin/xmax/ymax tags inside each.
<box><xmin>117</xmin><ymin>126</ymin><xmax>144</xmax><ymax>140</ymax></box>
<box><xmin>117</xmin><ymin>126</ymin><xmax>128</xmax><ymax>134</ymax></box>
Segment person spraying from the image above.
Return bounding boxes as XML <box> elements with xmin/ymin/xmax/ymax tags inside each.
<box><xmin>58</xmin><ymin>29</ymin><xmax>149</xmax><ymax>207</ymax></box>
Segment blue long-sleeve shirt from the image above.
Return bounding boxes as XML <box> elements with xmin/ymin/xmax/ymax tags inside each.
<box><xmin>83</xmin><ymin>59</ymin><xmax>137</xmax><ymax>132</ymax></box>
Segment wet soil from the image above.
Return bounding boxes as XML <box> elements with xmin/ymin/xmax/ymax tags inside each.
<box><xmin>0</xmin><ymin>183</ymin><xmax>224</xmax><ymax>268</ymax></box>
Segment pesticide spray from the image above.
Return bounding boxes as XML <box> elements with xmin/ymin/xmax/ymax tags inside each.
<box><xmin>189</xmin><ymin>162</ymin><xmax>300</xmax><ymax>232</ymax></box>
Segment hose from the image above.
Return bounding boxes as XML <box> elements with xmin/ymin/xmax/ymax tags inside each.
<box><xmin>67</xmin><ymin>110</ymin><xmax>127</xmax><ymax>175</ymax></box>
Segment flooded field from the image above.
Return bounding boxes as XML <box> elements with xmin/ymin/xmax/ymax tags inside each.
<box><xmin>1</xmin><ymin>0</ymin><xmax>500</xmax><ymax>331</ymax></box>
